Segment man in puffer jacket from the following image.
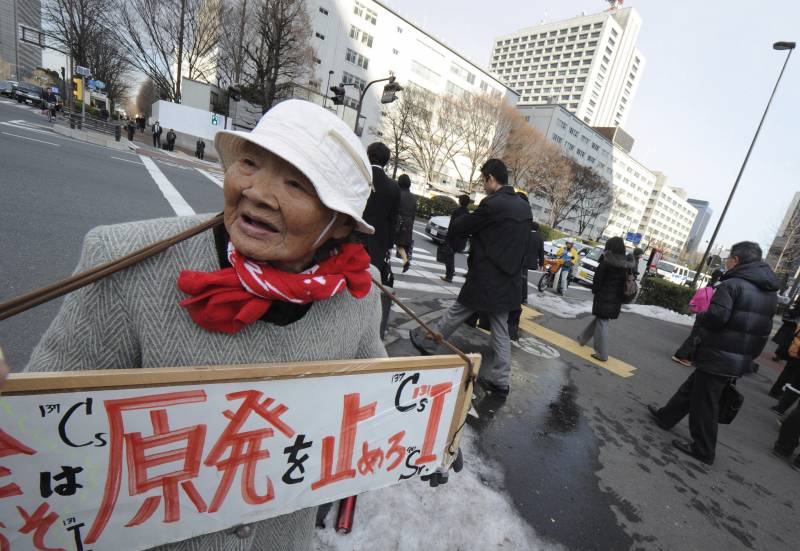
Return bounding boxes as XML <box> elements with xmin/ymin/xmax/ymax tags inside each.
<box><xmin>649</xmin><ymin>241</ymin><xmax>779</xmax><ymax>465</ymax></box>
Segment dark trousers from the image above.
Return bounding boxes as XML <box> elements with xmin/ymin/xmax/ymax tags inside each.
<box><xmin>153</xmin><ymin>134</ymin><xmax>161</xmax><ymax>147</ymax></box>
<box><xmin>444</xmin><ymin>246</ymin><xmax>455</xmax><ymax>281</ymax></box>
<box><xmin>658</xmin><ymin>370</ymin><xmax>730</xmax><ymax>462</ymax></box>
<box><xmin>775</xmin><ymin>404</ymin><xmax>800</xmax><ymax>458</ymax></box>
<box><xmin>770</xmin><ymin>359</ymin><xmax>800</xmax><ymax>397</ymax></box>
<box><xmin>675</xmin><ymin>322</ymin><xmax>701</xmax><ymax>360</ymax></box>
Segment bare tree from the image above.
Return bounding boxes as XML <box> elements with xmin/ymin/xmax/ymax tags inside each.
<box><xmin>44</xmin><ymin>0</ymin><xmax>133</xmax><ymax>108</ymax></box>
<box><xmin>502</xmin><ymin>113</ymin><xmax>549</xmax><ymax>188</ymax></box>
<box><xmin>43</xmin><ymin>0</ymin><xmax>106</xmax><ymax>65</ymax></box>
<box><xmin>450</xmin><ymin>93</ymin><xmax>515</xmax><ymax>192</ymax></box>
<box><xmin>217</xmin><ymin>0</ymin><xmax>252</xmax><ymax>87</ymax></box>
<box><xmin>116</xmin><ymin>0</ymin><xmax>221</xmax><ymax>102</ymax></box>
<box><xmin>404</xmin><ymin>88</ymin><xmax>465</xmax><ymax>186</ymax></box>
<box><xmin>375</xmin><ymin>89</ymin><xmax>417</xmax><ymax>179</ymax></box>
<box><xmin>135</xmin><ymin>79</ymin><xmax>161</xmax><ymax>118</ymax></box>
<box><xmin>569</xmin><ymin>162</ymin><xmax>612</xmax><ymax>237</ymax></box>
<box><xmin>241</xmin><ymin>0</ymin><xmax>315</xmax><ymax>112</ymax></box>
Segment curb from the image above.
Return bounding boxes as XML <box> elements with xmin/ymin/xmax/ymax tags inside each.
<box><xmin>52</xmin><ymin>125</ymin><xmax>133</xmax><ymax>151</ymax></box>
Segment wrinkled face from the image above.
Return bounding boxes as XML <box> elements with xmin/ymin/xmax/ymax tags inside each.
<box><xmin>223</xmin><ymin>143</ymin><xmax>352</xmax><ymax>271</ymax></box>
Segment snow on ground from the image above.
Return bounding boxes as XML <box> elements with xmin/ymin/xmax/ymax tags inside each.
<box><xmin>622</xmin><ymin>303</ymin><xmax>695</xmax><ymax>327</ymax></box>
<box><xmin>312</xmin><ymin>426</ymin><xmax>563</xmax><ymax>551</ymax></box>
<box><xmin>530</xmin><ymin>293</ymin><xmax>695</xmax><ymax>327</ymax></box>
<box><xmin>528</xmin><ymin>294</ymin><xmax>592</xmax><ymax>319</ymax></box>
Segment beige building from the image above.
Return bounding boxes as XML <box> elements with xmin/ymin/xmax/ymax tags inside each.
<box><xmin>637</xmin><ymin>173</ymin><xmax>698</xmax><ymax>254</ymax></box>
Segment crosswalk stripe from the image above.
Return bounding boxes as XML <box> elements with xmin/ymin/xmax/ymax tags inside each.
<box><xmin>0</xmin><ymin>121</ymin><xmax>57</xmax><ymax>137</ymax></box>
<box><xmin>402</xmin><ymin>267</ymin><xmax>465</xmax><ymax>284</ymax></box>
<box><xmin>393</xmin><ymin>280</ymin><xmax>460</xmax><ymax>295</ymax></box>
<box><xmin>139</xmin><ymin>155</ymin><xmax>195</xmax><ymax>216</ymax></box>
<box><xmin>390</xmin><ymin>258</ymin><xmax>466</xmax><ymax>275</ymax></box>
<box><xmin>195</xmin><ymin>167</ymin><xmax>223</xmax><ymax>188</ymax></box>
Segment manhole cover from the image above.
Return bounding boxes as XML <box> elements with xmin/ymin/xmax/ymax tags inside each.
<box><xmin>513</xmin><ymin>336</ymin><xmax>560</xmax><ymax>358</ymax></box>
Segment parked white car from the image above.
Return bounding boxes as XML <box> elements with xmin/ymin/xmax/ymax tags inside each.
<box><xmin>573</xmin><ymin>247</ymin><xmax>604</xmax><ymax>285</ymax></box>
<box><xmin>424</xmin><ymin>215</ymin><xmax>450</xmax><ymax>244</ymax></box>
<box><xmin>543</xmin><ymin>237</ymin><xmax>593</xmax><ymax>257</ymax></box>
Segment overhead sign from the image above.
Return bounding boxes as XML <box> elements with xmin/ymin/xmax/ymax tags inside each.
<box><xmin>625</xmin><ymin>232</ymin><xmax>642</xmax><ymax>245</ymax></box>
<box><xmin>0</xmin><ymin>355</ymin><xmax>477</xmax><ymax>551</ymax></box>
<box><xmin>75</xmin><ymin>65</ymin><xmax>91</xmax><ymax>77</ymax></box>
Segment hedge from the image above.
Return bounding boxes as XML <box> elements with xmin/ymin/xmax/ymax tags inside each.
<box><xmin>636</xmin><ymin>276</ymin><xmax>695</xmax><ymax>315</ymax></box>
<box><xmin>537</xmin><ymin>224</ymin><xmax>567</xmax><ymax>242</ymax></box>
<box><xmin>414</xmin><ymin>194</ymin><xmax>470</xmax><ymax>219</ymax></box>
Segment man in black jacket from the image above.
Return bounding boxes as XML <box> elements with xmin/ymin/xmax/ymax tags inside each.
<box><xmin>362</xmin><ymin>142</ymin><xmax>400</xmax><ymax>339</ymax></box>
<box><xmin>440</xmin><ymin>194</ymin><xmax>471</xmax><ymax>283</ymax></box>
<box><xmin>411</xmin><ymin>159</ymin><xmax>532</xmax><ymax>395</ymax></box>
<box><xmin>650</xmin><ymin>241</ymin><xmax>778</xmax><ymax>465</ymax></box>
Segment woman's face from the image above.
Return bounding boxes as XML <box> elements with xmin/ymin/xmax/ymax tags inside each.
<box><xmin>223</xmin><ymin>143</ymin><xmax>352</xmax><ymax>271</ymax></box>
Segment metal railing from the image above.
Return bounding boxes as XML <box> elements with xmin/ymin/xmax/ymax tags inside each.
<box><xmin>63</xmin><ymin>108</ymin><xmax>121</xmax><ymax>138</ymax></box>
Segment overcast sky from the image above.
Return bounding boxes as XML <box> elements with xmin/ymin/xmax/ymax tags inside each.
<box><xmin>382</xmin><ymin>0</ymin><xmax>800</xmax><ymax>252</ymax></box>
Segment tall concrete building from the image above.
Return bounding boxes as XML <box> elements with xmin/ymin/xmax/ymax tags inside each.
<box><xmin>0</xmin><ymin>0</ymin><xmax>43</xmax><ymax>81</ymax></box>
<box><xmin>637</xmin><ymin>174</ymin><xmax>698</xmax><ymax>254</ymax></box>
<box><xmin>489</xmin><ymin>3</ymin><xmax>645</xmax><ymax>127</ymax></box>
<box><xmin>685</xmin><ymin>198</ymin><xmax>713</xmax><ymax>252</ymax></box>
<box><xmin>767</xmin><ymin>192</ymin><xmax>800</xmax><ymax>279</ymax></box>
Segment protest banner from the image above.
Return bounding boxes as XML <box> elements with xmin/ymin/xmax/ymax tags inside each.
<box><xmin>0</xmin><ymin>354</ymin><xmax>479</xmax><ymax>550</ymax></box>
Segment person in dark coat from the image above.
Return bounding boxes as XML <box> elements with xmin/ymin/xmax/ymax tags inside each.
<box><xmin>166</xmin><ymin>128</ymin><xmax>177</xmax><ymax>151</ymax></box>
<box><xmin>126</xmin><ymin>120</ymin><xmax>136</xmax><ymax>141</ymax></box>
<box><xmin>411</xmin><ymin>159</ymin><xmax>532</xmax><ymax>395</ymax></box>
<box><xmin>196</xmin><ymin>138</ymin><xmax>206</xmax><ymax>160</ymax></box>
<box><xmin>650</xmin><ymin>241</ymin><xmax>779</xmax><ymax>465</ymax></box>
<box><xmin>770</xmin><ymin>300</ymin><xmax>800</xmax><ymax>364</ymax></box>
<box><xmin>523</xmin><ymin>220</ymin><xmax>546</xmax><ymax>303</ymax></box>
<box><xmin>440</xmin><ymin>194</ymin><xmax>470</xmax><ymax>282</ymax></box>
<box><xmin>577</xmin><ymin>236</ymin><xmax>633</xmax><ymax>362</ymax></box>
<box><xmin>151</xmin><ymin>121</ymin><xmax>162</xmax><ymax>148</ymax></box>
<box><xmin>394</xmin><ymin>174</ymin><xmax>417</xmax><ymax>273</ymax></box>
<box><xmin>361</xmin><ymin>142</ymin><xmax>400</xmax><ymax>339</ymax></box>
<box><xmin>772</xmin><ymin>400</ymin><xmax>800</xmax><ymax>468</ymax></box>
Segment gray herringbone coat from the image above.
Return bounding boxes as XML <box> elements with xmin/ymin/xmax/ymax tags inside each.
<box><xmin>25</xmin><ymin>214</ymin><xmax>387</xmax><ymax>551</ymax></box>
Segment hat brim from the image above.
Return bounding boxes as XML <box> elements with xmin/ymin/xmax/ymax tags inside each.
<box><xmin>214</xmin><ymin>129</ymin><xmax>375</xmax><ymax>235</ymax></box>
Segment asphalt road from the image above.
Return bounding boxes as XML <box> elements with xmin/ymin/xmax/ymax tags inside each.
<box><xmin>1</xmin><ymin>98</ymin><xmax>796</xmax><ymax>550</ymax></box>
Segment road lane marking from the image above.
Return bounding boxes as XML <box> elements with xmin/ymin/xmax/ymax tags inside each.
<box><xmin>139</xmin><ymin>155</ymin><xmax>195</xmax><ymax>216</ymax></box>
<box><xmin>390</xmin><ymin>258</ymin><xmax>466</xmax><ymax>274</ymax></box>
<box><xmin>393</xmin><ymin>280</ymin><xmax>461</xmax><ymax>294</ymax></box>
<box><xmin>0</xmin><ymin>121</ymin><xmax>60</xmax><ymax>137</ymax></box>
<box><xmin>1</xmin><ymin>131</ymin><xmax>60</xmax><ymax>146</ymax></box>
<box><xmin>517</xmin><ymin>305</ymin><xmax>636</xmax><ymax>378</ymax></box>
<box><xmin>111</xmin><ymin>156</ymin><xmax>142</xmax><ymax>165</ymax></box>
<box><xmin>195</xmin><ymin>167</ymin><xmax>223</xmax><ymax>188</ymax></box>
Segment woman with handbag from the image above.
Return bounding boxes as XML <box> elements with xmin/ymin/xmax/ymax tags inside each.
<box><xmin>577</xmin><ymin>237</ymin><xmax>634</xmax><ymax>362</ymax></box>
<box><xmin>671</xmin><ymin>269</ymin><xmax>724</xmax><ymax>367</ymax></box>
<box><xmin>20</xmin><ymin>100</ymin><xmax>386</xmax><ymax>551</ymax></box>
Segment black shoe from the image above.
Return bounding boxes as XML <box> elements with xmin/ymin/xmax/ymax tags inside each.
<box><xmin>440</xmin><ymin>275</ymin><xmax>453</xmax><ymax>283</ymax></box>
<box><xmin>409</xmin><ymin>328</ymin><xmax>434</xmax><ymax>356</ymax></box>
<box><xmin>477</xmin><ymin>376</ymin><xmax>510</xmax><ymax>396</ymax></box>
<box><xmin>402</xmin><ymin>261</ymin><xmax>411</xmax><ymax>273</ymax></box>
<box><xmin>648</xmin><ymin>405</ymin><xmax>670</xmax><ymax>431</ymax></box>
<box><xmin>590</xmin><ymin>353</ymin><xmax>607</xmax><ymax>362</ymax></box>
<box><xmin>672</xmin><ymin>439</ymin><xmax>713</xmax><ymax>465</ymax></box>
<box><xmin>792</xmin><ymin>461</ymin><xmax>800</xmax><ymax>472</ymax></box>
<box><xmin>771</xmin><ymin>406</ymin><xmax>786</xmax><ymax>416</ymax></box>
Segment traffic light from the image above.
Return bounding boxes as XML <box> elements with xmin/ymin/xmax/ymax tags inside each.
<box><xmin>330</xmin><ymin>84</ymin><xmax>346</xmax><ymax>106</ymax></box>
<box><xmin>380</xmin><ymin>76</ymin><xmax>403</xmax><ymax>104</ymax></box>
<box><xmin>72</xmin><ymin>77</ymin><xmax>83</xmax><ymax>101</ymax></box>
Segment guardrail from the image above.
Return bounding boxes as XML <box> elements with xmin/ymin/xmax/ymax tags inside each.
<box><xmin>63</xmin><ymin>109</ymin><xmax>121</xmax><ymax>141</ymax></box>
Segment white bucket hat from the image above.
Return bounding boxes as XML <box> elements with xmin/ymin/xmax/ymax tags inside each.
<box><xmin>215</xmin><ymin>99</ymin><xmax>375</xmax><ymax>234</ymax></box>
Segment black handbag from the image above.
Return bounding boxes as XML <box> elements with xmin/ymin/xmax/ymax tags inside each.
<box><xmin>379</xmin><ymin>261</ymin><xmax>394</xmax><ymax>287</ymax></box>
<box><xmin>718</xmin><ymin>379</ymin><xmax>744</xmax><ymax>424</ymax></box>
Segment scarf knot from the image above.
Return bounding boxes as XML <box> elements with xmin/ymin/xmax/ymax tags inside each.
<box><xmin>178</xmin><ymin>242</ymin><xmax>372</xmax><ymax>333</ymax></box>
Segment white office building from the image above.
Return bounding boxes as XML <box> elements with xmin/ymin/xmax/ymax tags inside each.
<box><xmin>489</xmin><ymin>4</ymin><xmax>645</xmax><ymax>128</ymax></box>
<box><xmin>311</xmin><ymin>0</ymin><xmax>517</xmax><ymax>189</ymax></box>
<box><xmin>517</xmin><ymin>103</ymin><xmax>613</xmax><ymax>238</ymax></box>
<box><xmin>637</xmin><ymin>173</ymin><xmax>698</xmax><ymax>254</ymax></box>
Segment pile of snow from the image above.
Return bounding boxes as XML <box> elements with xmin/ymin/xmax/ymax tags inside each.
<box><xmin>528</xmin><ymin>294</ymin><xmax>592</xmax><ymax>319</ymax></box>
<box><xmin>313</xmin><ymin>426</ymin><xmax>561</xmax><ymax>551</ymax></box>
<box><xmin>622</xmin><ymin>303</ymin><xmax>695</xmax><ymax>327</ymax></box>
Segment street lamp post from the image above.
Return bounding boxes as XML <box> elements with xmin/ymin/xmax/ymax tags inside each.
<box><xmin>352</xmin><ymin>76</ymin><xmax>403</xmax><ymax>135</ymax></box>
<box><xmin>323</xmin><ymin>70</ymin><xmax>334</xmax><ymax>109</ymax></box>
<box><xmin>690</xmin><ymin>41</ymin><xmax>796</xmax><ymax>288</ymax></box>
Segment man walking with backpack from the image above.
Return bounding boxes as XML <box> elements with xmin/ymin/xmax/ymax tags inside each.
<box><xmin>649</xmin><ymin>242</ymin><xmax>778</xmax><ymax>465</ymax></box>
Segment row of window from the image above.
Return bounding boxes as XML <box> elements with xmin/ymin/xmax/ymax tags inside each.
<box><xmin>495</xmin><ymin>21</ymin><xmax>604</xmax><ymax>47</ymax></box>
<box><xmin>494</xmin><ymin>40</ymin><xmax>602</xmax><ymax>62</ymax></box>
<box><xmin>349</xmin><ymin>25</ymin><xmax>374</xmax><ymax>47</ymax></box>
<box><xmin>345</xmin><ymin>48</ymin><xmax>369</xmax><ymax>69</ymax></box>
<box><xmin>353</xmin><ymin>1</ymin><xmax>377</xmax><ymax>24</ymax></box>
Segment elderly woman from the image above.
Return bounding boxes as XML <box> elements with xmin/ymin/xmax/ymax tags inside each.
<box><xmin>24</xmin><ymin>100</ymin><xmax>385</xmax><ymax>550</ymax></box>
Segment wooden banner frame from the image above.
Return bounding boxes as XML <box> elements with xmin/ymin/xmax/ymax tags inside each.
<box><xmin>2</xmin><ymin>353</ymin><xmax>481</xmax><ymax>466</ymax></box>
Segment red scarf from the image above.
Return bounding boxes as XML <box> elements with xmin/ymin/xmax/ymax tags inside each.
<box><xmin>178</xmin><ymin>242</ymin><xmax>372</xmax><ymax>333</ymax></box>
